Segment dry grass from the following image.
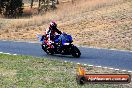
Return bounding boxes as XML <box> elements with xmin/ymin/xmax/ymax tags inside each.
<box><xmin>0</xmin><ymin>0</ymin><xmax>132</xmax><ymax>50</ymax></box>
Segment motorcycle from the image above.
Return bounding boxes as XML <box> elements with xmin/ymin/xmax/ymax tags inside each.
<box><xmin>36</xmin><ymin>33</ymin><xmax>81</xmax><ymax>58</ymax></box>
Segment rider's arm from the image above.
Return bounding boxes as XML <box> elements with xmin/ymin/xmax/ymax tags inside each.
<box><xmin>46</xmin><ymin>28</ymin><xmax>50</xmax><ymax>34</ymax></box>
<box><xmin>55</xmin><ymin>28</ymin><xmax>62</xmax><ymax>34</ymax></box>
<box><xmin>46</xmin><ymin>28</ymin><xmax>51</xmax><ymax>40</ymax></box>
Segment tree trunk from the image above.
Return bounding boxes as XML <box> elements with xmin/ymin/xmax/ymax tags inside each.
<box><xmin>31</xmin><ymin>0</ymin><xmax>34</xmax><ymax>8</ymax></box>
<box><xmin>38</xmin><ymin>0</ymin><xmax>41</xmax><ymax>8</ymax></box>
<box><xmin>56</xmin><ymin>0</ymin><xmax>59</xmax><ymax>4</ymax></box>
<box><xmin>0</xmin><ymin>0</ymin><xmax>1</xmax><ymax>14</ymax></box>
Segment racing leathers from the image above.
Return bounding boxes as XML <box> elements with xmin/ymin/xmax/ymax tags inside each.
<box><xmin>46</xmin><ymin>26</ymin><xmax>62</xmax><ymax>41</ymax></box>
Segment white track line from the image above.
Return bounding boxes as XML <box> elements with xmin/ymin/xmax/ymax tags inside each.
<box><xmin>77</xmin><ymin>63</ymin><xmax>132</xmax><ymax>73</ymax></box>
<box><xmin>77</xmin><ymin>63</ymin><xmax>80</xmax><ymax>65</ymax></box>
<box><xmin>115</xmin><ymin>69</ymin><xmax>120</xmax><ymax>71</ymax></box>
<box><xmin>103</xmin><ymin>67</ymin><xmax>108</xmax><ymax>69</ymax></box>
<box><xmin>96</xmin><ymin>66</ymin><xmax>102</xmax><ymax>68</ymax></box>
<box><xmin>4</xmin><ymin>53</ymin><xmax>11</xmax><ymax>55</ymax></box>
<box><xmin>0</xmin><ymin>52</ymin><xmax>17</xmax><ymax>56</ymax></box>
<box><xmin>121</xmin><ymin>70</ymin><xmax>127</xmax><ymax>72</ymax></box>
<box><xmin>128</xmin><ymin>71</ymin><xmax>132</xmax><ymax>73</ymax></box>
<box><xmin>88</xmin><ymin>65</ymin><xmax>93</xmax><ymax>67</ymax></box>
<box><xmin>109</xmin><ymin>68</ymin><xmax>114</xmax><ymax>70</ymax></box>
<box><xmin>13</xmin><ymin>54</ymin><xmax>17</xmax><ymax>55</ymax></box>
<box><xmin>0</xmin><ymin>51</ymin><xmax>131</xmax><ymax>73</ymax></box>
<box><xmin>0</xmin><ymin>52</ymin><xmax>3</xmax><ymax>53</ymax></box>
<box><xmin>84</xmin><ymin>64</ymin><xmax>87</xmax><ymax>66</ymax></box>
<box><xmin>64</xmin><ymin>61</ymin><xmax>67</xmax><ymax>63</ymax></box>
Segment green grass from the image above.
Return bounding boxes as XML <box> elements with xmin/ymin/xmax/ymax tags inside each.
<box><xmin>0</xmin><ymin>54</ymin><xmax>125</xmax><ymax>88</ymax></box>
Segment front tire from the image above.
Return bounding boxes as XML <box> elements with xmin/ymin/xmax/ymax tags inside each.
<box><xmin>71</xmin><ymin>46</ymin><xmax>81</xmax><ymax>58</ymax></box>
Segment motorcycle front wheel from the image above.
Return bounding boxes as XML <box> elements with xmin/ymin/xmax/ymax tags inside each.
<box><xmin>71</xmin><ymin>46</ymin><xmax>81</xmax><ymax>58</ymax></box>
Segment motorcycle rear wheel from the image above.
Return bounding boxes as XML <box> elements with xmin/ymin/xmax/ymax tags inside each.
<box><xmin>45</xmin><ymin>48</ymin><xmax>54</xmax><ymax>55</ymax></box>
<box><xmin>42</xmin><ymin>44</ymin><xmax>54</xmax><ymax>55</ymax></box>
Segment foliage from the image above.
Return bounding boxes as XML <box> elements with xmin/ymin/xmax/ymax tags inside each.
<box><xmin>0</xmin><ymin>0</ymin><xmax>24</xmax><ymax>18</ymax></box>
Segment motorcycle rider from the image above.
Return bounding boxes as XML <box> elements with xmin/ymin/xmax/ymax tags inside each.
<box><xmin>41</xmin><ymin>21</ymin><xmax>62</xmax><ymax>42</ymax></box>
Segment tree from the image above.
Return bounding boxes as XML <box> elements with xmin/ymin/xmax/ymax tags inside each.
<box><xmin>38</xmin><ymin>0</ymin><xmax>58</xmax><ymax>13</ymax></box>
<box><xmin>0</xmin><ymin>0</ymin><xmax>24</xmax><ymax>18</ymax></box>
<box><xmin>0</xmin><ymin>0</ymin><xmax>5</xmax><ymax>15</ymax></box>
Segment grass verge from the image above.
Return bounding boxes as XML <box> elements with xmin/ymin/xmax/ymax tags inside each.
<box><xmin>0</xmin><ymin>54</ymin><xmax>131</xmax><ymax>88</ymax></box>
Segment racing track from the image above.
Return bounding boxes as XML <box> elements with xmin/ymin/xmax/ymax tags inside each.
<box><xmin>0</xmin><ymin>40</ymin><xmax>132</xmax><ymax>70</ymax></box>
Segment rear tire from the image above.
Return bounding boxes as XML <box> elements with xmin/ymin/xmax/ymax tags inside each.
<box><xmin>41</xmin><ymin>44</ymin><xmax>54</xmax><ymax>55</ymax></box>
<box><xmin>45</xmin><ymin>48</ymin><xmax>54</xmax><ymax>55</ymax></box>
<box><xmin>71</xmin><ymin>46</ymin><xmax>81</xmax><ymax>58</ymax></box>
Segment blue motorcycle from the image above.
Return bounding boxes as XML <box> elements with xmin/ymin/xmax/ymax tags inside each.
<box><xmin>37</xmin><ymin>33</ymin><xmax>81</xmax><ymax>58</ymax></box>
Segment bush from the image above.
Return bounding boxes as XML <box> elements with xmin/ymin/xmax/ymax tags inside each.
<box><xmin>0</xmin><ymin>0</ymin><xmax>24</xmax><ymax>18</ymax></box>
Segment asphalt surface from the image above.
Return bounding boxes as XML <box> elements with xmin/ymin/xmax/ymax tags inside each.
<box><xmin>0</xmin><ymin>40</ymin><xmax>132</xmax><ymax>70</ymax></box>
